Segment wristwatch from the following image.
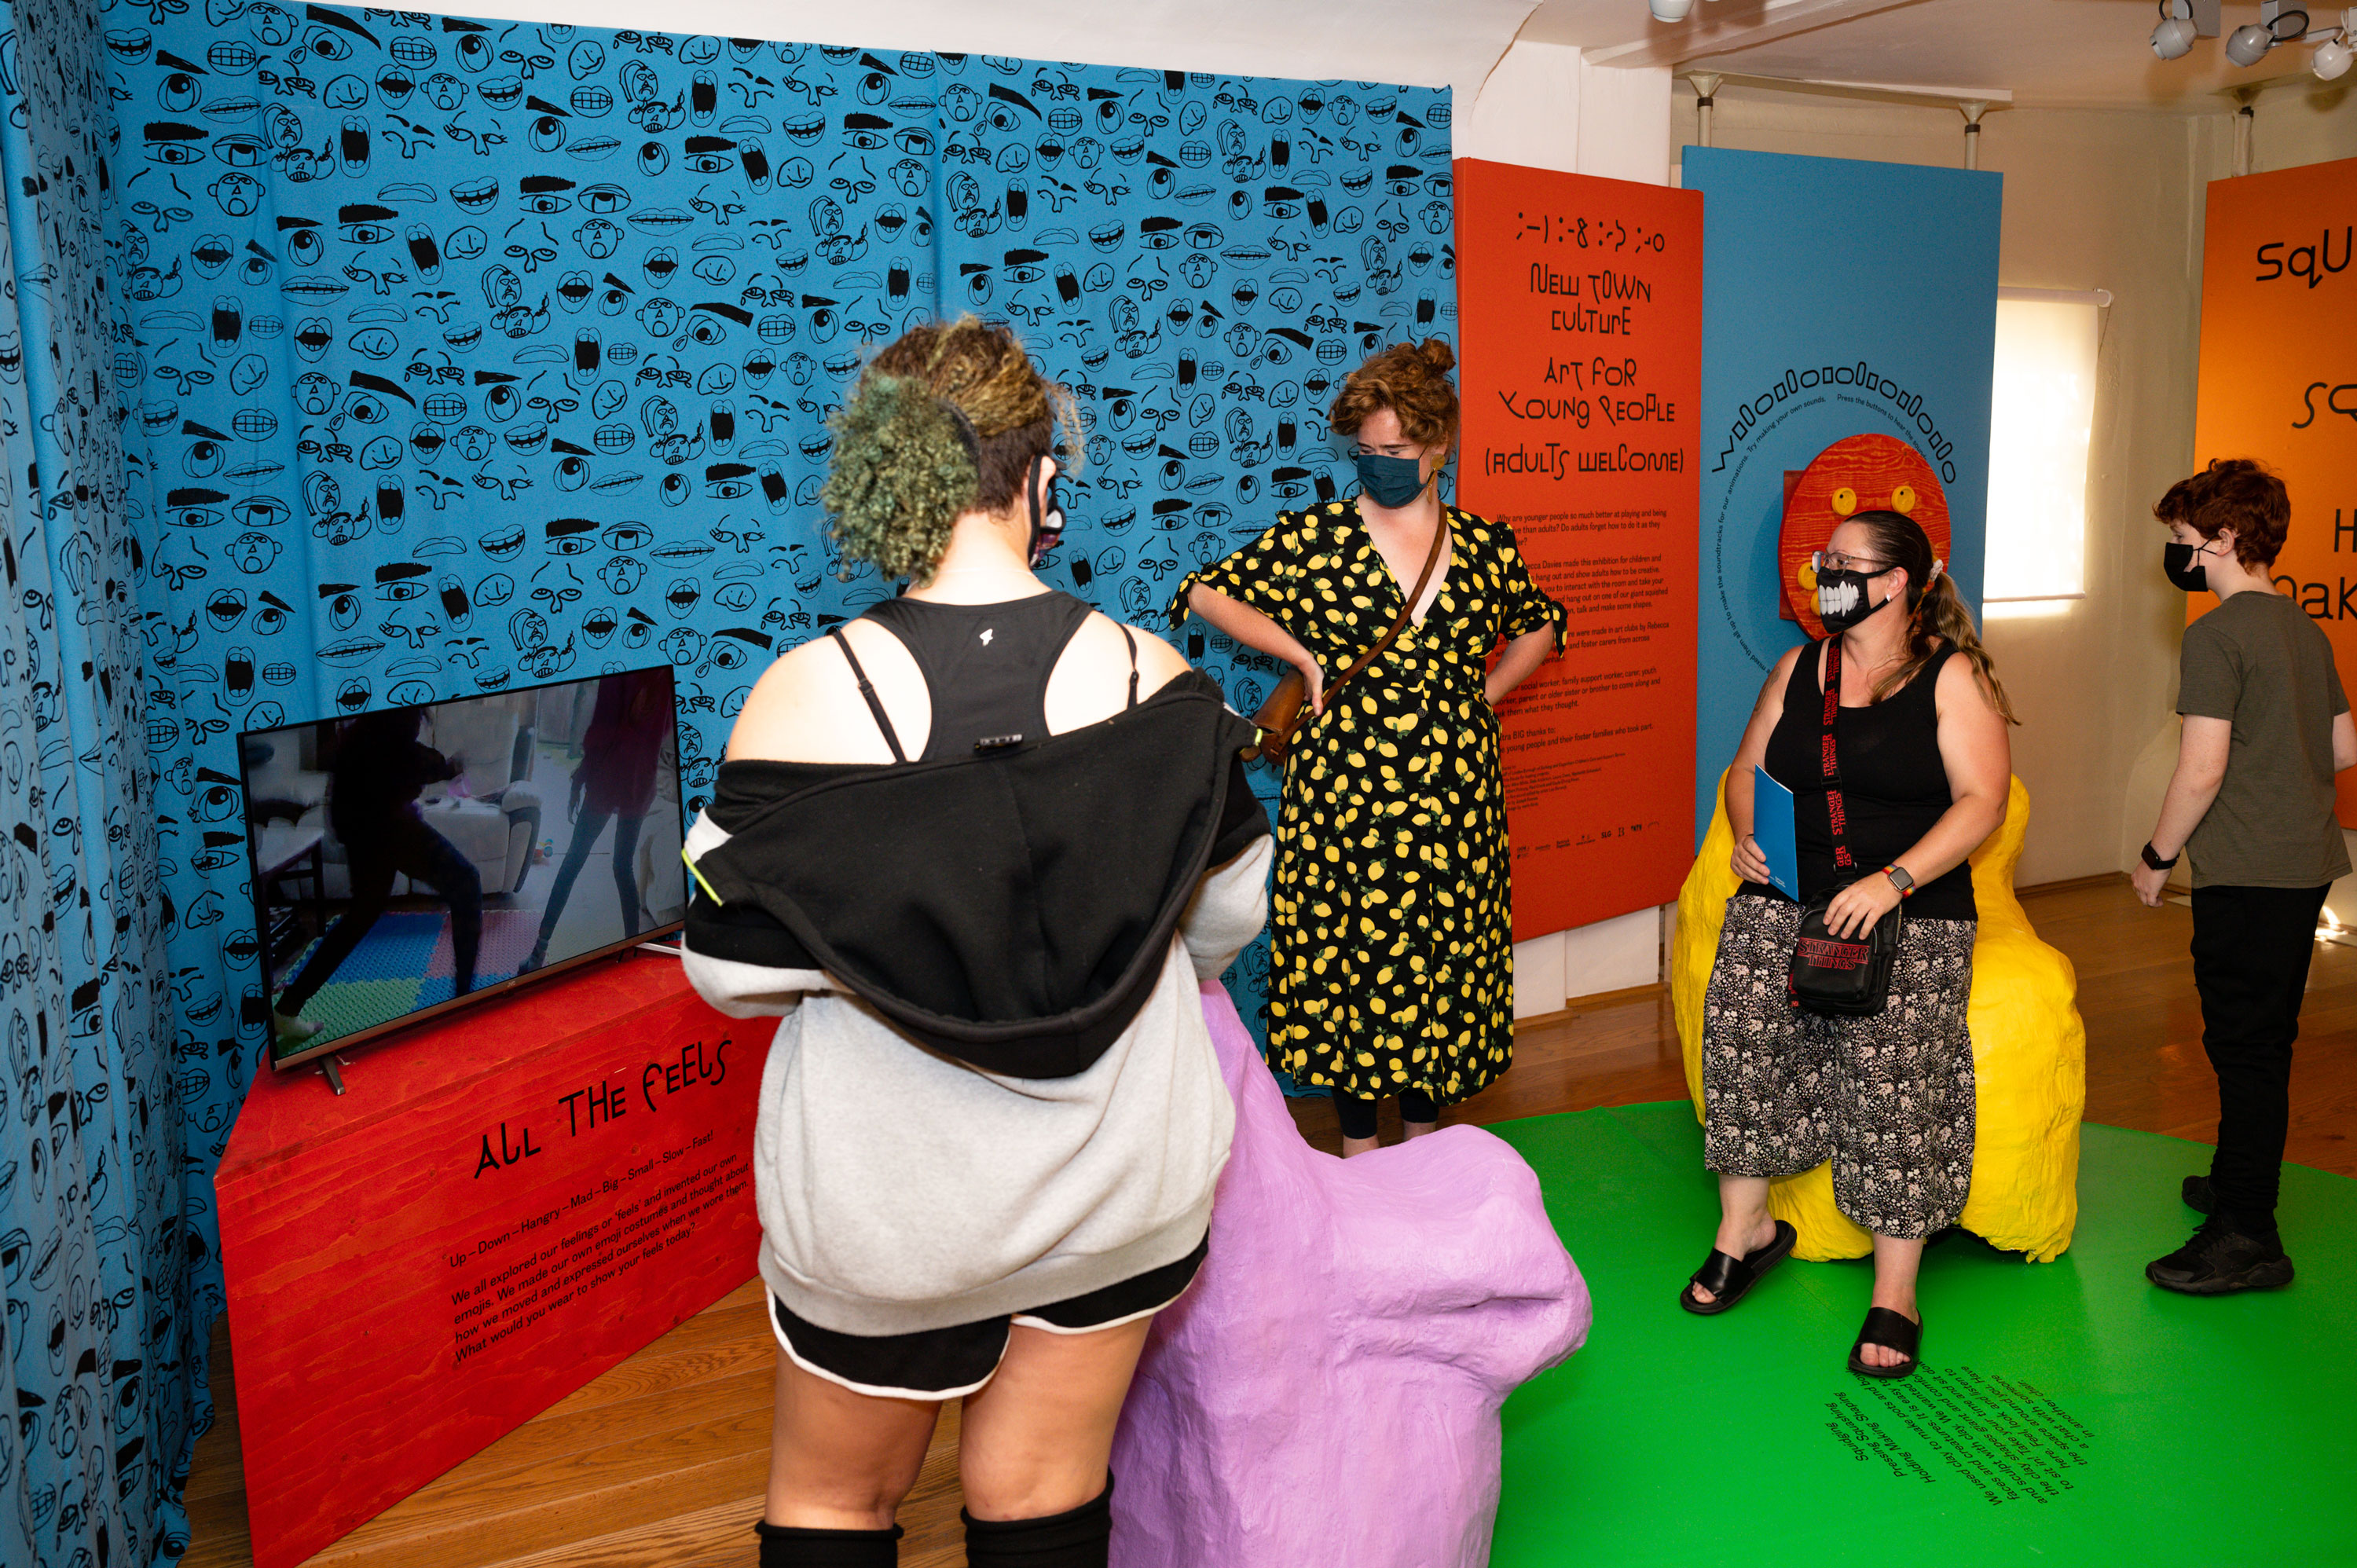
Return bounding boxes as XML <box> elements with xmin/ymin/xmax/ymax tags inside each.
<box><xmin>1882</xmin><ymin>863</ymin><xmax>1915</xmax><ymax>898</ymax></box>
<box><xmin>2141</xmin><ymin>841</ymin><xmax>2180</xmax><ymax>871</ymax></box>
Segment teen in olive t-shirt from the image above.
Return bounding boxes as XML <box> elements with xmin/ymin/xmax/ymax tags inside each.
<box><xmin>2176</xmin><ymin>590</ymin><xmax>2353</xmax><ymax>889</ymax></box>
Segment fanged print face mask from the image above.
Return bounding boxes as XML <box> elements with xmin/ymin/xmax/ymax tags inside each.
<box><xmin>1813</xmin><ymin>561</ymin><xmax>1899</xmax><ymax>634</ymax></box>
<box><xmin>1026</xmin><ymin>456</ymin><xmax>1066</xmax><ymax>566</ymax></box>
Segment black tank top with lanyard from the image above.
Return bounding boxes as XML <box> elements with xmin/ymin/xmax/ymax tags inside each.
<box><xmin>828</xmin><ymin>590</ymin><xmax>1139</xmax><ymax>761</ymax></box>
<box><xmin>1745</xmin><ymin>642</ymin><xmax>1976</xmax><ymax>921</ymax></box>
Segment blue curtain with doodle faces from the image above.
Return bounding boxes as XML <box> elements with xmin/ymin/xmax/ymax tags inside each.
<box><xmin>0</xmin><ymin>0</ymin><xmax>198</xmax><ymax>1560</ymax></box>
<box><xmin>100</xmin><ymin>12</ymin><xmax>1453</xmax><ymax>1497</ymax></box>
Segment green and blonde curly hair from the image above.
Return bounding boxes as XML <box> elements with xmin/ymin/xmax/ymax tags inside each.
<box><xmin>821</xmin><ymin>316</ymin><xmax>1083</xmax><ymax>584</ymax></box>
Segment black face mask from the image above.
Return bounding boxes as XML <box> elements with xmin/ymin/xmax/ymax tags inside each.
<box><xmin>1026</xmin><ymin>456</ymin><xmax>1065</xmax><ymax>566</ymax></box>
<box><xmin>1816</xmin><ymin>565</ymin><xmax>1898</xmax><ymax>634</ymax></box>
<box><xmin>2164</xmin><ymin>540</ymin><xmax>2210</xmax><ymax>593</ymax></box>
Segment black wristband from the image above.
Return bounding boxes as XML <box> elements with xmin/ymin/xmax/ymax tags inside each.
<box><xmin>2140</xmin><ymin>841</ymin><xmax>2179</xmax><ymax>872</ymax></box>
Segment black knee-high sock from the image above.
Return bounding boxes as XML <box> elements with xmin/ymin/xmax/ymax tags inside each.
<box><xmin>962</xmin><ymin>1475</ymin><xmax>1113</xmax><ymax>1566</ymax></box>
<box><xmin>752</xmin><ymin>1519</ymin><xmax>901</xmax><ymax>1566</ymax></box>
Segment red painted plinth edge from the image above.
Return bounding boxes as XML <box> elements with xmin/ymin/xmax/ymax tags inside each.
<box><xmin>214</xmin><ymin>953</ymin><xmax>763</xmax><ymax>1568</ymax></box>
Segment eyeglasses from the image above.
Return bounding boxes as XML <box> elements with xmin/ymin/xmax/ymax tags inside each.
<box><xmin>1811</xmin><ymin>551</ymin><xmax>1892</xmax><ymax>575</ymax></box>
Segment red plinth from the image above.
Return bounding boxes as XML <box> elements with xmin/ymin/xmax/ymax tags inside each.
<box><xmin>214</xmin><ymin>953</ymin><xmax>764</xmax><ymax>1568</ymax></box>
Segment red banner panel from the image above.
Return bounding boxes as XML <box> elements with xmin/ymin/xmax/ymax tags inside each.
<box><xmin>1454</xmin><ymin>159</ymin><xmax>1704</xmax><ymax>939</ymax></box>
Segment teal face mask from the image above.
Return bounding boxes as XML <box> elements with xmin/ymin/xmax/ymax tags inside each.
<box><xmin>1354</xmin><ymin>450</ymin><xmax>1427</xmax><ymax>509</ymax></box>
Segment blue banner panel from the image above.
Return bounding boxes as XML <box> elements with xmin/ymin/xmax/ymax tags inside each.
<box><xmin>1685</xmin><ymin>147</ymin><xmax>1999</xmax><ymax>842</ymax></box>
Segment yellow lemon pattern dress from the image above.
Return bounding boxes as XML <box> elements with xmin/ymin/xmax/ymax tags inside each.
<box><xmin>1170</xmin><ymin>500</ymin><xmax>1566</xmax><ymax>1105</ymax></box>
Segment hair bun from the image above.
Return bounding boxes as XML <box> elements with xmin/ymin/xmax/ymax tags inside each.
<box><xmin>1416</xmin><ymin>338</ymin><xmax>1457</xmax><ymax>375</ymax></box>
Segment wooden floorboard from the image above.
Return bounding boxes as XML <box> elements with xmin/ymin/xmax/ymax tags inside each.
<box><xmin>181</xmin><ymin>874</ymin><xmax>2357</xmax><ymax>1566</ymax></box>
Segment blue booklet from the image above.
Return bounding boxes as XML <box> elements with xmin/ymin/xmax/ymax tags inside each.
<box><xmin>1751</xmin><ymin>766</ymin><xmax>1800</xmax><ymax>900</ymax></box>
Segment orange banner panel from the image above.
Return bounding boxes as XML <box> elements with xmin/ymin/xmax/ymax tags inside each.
<box><xmin>1453</xmin><ymin>159</ymin><xmax>1703</xmax><ymax>940</ymax></box>
<box><xmin>2194</xmin><ymin>158</ymin><xmax>2357</xmax><ymax>824</ymax></box>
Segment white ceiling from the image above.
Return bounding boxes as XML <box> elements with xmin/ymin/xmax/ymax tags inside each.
<box><xmin>399</xmin><ymin>0</ymin><xmax>1540</xmax><ymax>108</ymax></box>
<box><xmin>1519</xmin><ymin>0</ymin><xmax>2347</xmax><ymax>110</ymax></box>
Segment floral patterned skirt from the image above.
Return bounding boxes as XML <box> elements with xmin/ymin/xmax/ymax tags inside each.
<box><xmin>1699</xmin><ymin>893</ymin><xmax>1977</xmax><ymax>1240</ymax></box>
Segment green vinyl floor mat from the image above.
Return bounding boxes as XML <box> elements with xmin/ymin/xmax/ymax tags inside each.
<box><xmin>1486</xmin><ymin>1102</ymin><xmax>2356</xmax><ymax>1567</ymax></box>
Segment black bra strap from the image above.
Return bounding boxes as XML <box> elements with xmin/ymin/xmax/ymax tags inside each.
<box><xmin>1120</xmin><ymin>625</ymin><xmax>1139</xmax><ymax>709</ymax></box>
<box><xmin>828</xmin><ymin>627</ymin><xmax>907</xmax><ymax>764</ymax></box>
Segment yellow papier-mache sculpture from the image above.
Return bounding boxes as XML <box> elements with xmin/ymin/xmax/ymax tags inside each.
<box><xmin>1673</xmin><ymin>772</ymin><xmax>2085</xmax><ymax>1262</ymax></box>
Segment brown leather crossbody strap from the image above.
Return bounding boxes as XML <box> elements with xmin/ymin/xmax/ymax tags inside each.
<box><xmin>1330</xmin><ymin>514</ymin><xmax>1449</xmax><ymax>698</ymax></box>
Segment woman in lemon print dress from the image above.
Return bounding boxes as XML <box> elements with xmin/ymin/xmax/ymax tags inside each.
<box><xmin>1170</xmin><ymin>339</ymin><xmax>1565</xmax><ymax>1156</ymax></box>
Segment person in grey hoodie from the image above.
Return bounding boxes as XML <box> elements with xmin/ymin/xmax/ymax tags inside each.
<box><xmin>682</xmin><ymin>317</ymin><xmax>1269</xmax><ymax>1568</ymax></box>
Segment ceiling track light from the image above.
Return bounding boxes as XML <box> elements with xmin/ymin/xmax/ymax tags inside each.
<box><xmin>1648</xmin><ymin>0</ymin><xmax>1721</xmax><ymax>24</ymax></box>
<box><xmin>2152</xmin><ymin>0</ymin><xmax>2222</xmax><ymax>57</ymax></box>
<box><xmin>2309</xmin><ymin>6</ymin><xmax>2357</xmax><ymax>79</ymax></box>
<box><xmin>2224</xmin><ymin>2</ymin><xmax>2306</xmax><ymax>68</ymax></box>
<box><xmin>2153</xmin><ymin>0</ymin><xmax>2200</xmax><ymax>59</ymax></box>
<box><xmin>2150</xmin><ymin>0</ymin><xmax>2347</xmax><ymax>73</ymax></box>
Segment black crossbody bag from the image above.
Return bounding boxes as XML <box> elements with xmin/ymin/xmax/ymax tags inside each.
<box><xmin>1787</xmin><ymin>638</ymin><xmax>1902</xmax><ymax>1017</ymax></box>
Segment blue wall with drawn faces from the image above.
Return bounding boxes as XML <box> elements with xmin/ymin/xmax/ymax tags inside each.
<box><xmin>103</xmin><ymin>7</ymin><xmax>1454</xmax><ymax>1159</ymax></box>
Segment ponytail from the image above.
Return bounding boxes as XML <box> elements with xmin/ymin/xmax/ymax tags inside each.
<box><xmin>1845</xmin><ymin>507</ymin><xmax>2019</xmax><ymax>725</ymax></box>
<box><xmin>1879</xmin><ymin>569</ymin><xmax>2019</xmax><ymax>725</ymax></box>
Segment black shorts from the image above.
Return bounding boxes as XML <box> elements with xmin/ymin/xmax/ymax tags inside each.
<box><xmin>768</xmin><ymin>1235</ymin><xmax>1209</xmax><ymax>1399</ymax></box>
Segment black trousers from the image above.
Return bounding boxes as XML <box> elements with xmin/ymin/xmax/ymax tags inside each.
<box><xmin>2188</xmin><ymin>882</ymin><xmax>2329</xmax><ymax>1229</ymax></box>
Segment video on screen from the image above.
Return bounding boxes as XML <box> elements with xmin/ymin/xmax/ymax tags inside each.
<box><xmin>240</xmin><ymin>667</ymin><xmax>685</xmax><ymax>1065</ymax></box>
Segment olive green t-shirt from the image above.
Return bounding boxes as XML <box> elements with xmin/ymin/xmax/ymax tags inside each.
<box><xmin>2177</xmin><ymin>590</ymin><xmax>2352</xmax><ymax>890</ymax></box>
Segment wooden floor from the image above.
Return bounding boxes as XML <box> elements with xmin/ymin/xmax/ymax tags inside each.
<box><xmin>183</xmin><ymin>875</ymin><xmax>2357</xmax><ymax>1568</ymax></box>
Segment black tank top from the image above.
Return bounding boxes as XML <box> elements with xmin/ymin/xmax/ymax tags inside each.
<box><xmin>1744</xmin><ymin>643</ymin><xmax>1975</xmax><ymax>921</ymax></box>
<box><xmin>832</xmin><ymin>591</ymin><xmax>1135</xmax><ymax>763</ymax></box>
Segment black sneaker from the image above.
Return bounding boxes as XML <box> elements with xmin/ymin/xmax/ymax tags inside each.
<box><xmin>2146</xmin><ymin>1214</ymin><xmax>2294</xmax><ymax>1295</ymax></box>
<box><xmin>2182</xmin><ymin>1174</ymin><xmax>2215</xmax><ymax>1214</ymax></box>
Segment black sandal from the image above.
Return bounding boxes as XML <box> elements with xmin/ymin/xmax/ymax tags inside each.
<box><xmin>1679</xmin><ymin>1220</ymin><xmax>1798</xmax><ymax>1315</ymax></box>
<box><xmin>1846</xmin><ymin>1306</ymin><xmax>1922</xmax><ymax>1379</ymax></box>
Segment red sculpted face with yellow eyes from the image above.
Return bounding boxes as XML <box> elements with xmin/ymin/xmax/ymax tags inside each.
<box><xmin>1778</xmin><ymin>433</ymin><xmax>1951</xmax><ymax>639</ymax></box>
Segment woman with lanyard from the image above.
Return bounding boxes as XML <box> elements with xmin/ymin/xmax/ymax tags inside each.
<box><xmin>1170</xmin><ymin>339</ymin><xmax>1565</xmax><ymax>1156</ymax></box>
<box><xmin>683</xmin><ymin>317</ymin><xmax>1270</xmax><ymax>1568</ymax></box>
<box><xmin>1688</xmin><ymin>508</ymin><xmax>2013</xmax><ymax>1378</ymax></box>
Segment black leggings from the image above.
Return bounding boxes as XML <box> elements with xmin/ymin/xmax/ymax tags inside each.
<box><xmin>1331</xmin><ymin>1084</ymin><xmax>1439</xmax><ymax>1140</ymax></box>
<box><xmin>536</xmin><ymin>809</ymin><xmax>643</xmax><ymax>947</ymax></box>
<box><xmin>280</xmin><ymin>815</ymin><xmax>481</xmax><ymax>1012</ymax></box>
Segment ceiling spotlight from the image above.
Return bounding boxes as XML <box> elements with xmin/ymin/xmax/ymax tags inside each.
<box><xmin>2318</xmin><ymin>35</ymin><xmax>2355</xmax><ymax>78</ymax></box>
<box><xmin>2226</xmin><ymin>20</ymin><xmax>2278</xmax><ymax>63</ymax></box>
<box><xmin>2225</xmin><ymin>2</ymin><xmax>2311</xmax><ymax>66</ymax></box>
<box><xmin>2153</xmin><ymin>13</ymin><xmax>2198</xmax><ymax>57</ymax></box>
<box><xmin>1649</xmin><ymin>0</ymin><xmax>1694</xmax><ymax>20</ymax></box>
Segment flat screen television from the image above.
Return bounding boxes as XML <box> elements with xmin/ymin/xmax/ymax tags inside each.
<box><xmin>239</xmin><ymin>666</ymin><xmax>687</xmax><ymax>1070</ymax></box>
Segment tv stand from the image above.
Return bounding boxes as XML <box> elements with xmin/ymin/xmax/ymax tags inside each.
<box><xmin>215</xmin><ymin>955</ymin><xmax>758</xmax><ymax>1568</ymax></box>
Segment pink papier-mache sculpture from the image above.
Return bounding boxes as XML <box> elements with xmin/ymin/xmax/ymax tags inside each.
<box><xmin>1109</xmin><ymin>983</ymin><xmax>1592</xmax><ymax>1566</ymax></box>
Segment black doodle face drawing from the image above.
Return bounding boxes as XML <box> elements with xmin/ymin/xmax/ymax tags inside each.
<box><xmin>90</xmin><ymin>16</ymin><xmax>1456</xmax><ymax>1458</ymax></box>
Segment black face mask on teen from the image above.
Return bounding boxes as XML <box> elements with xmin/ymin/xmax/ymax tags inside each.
<box><xmin>2164</xmin><ymin>540</ymin><xmax>2212</xmax><ymax>593</ymax></box>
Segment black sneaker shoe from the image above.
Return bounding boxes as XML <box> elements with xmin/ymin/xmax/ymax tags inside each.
<box><xmin>2182</xmin><ymin>1174</ymin><xmax>2215</xmax><ymax>1214</ymax></box>
<box><xmin>2146</xmin><ymin>1214</ymin><xmax>2294</xmax><ymax>1295</ymax></box>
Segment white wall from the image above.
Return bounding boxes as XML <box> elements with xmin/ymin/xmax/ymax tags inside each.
<box><xmin>402</xmin><ymin>0</ymin><xmax>1541</xmax><ymax>112</ymax></box>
